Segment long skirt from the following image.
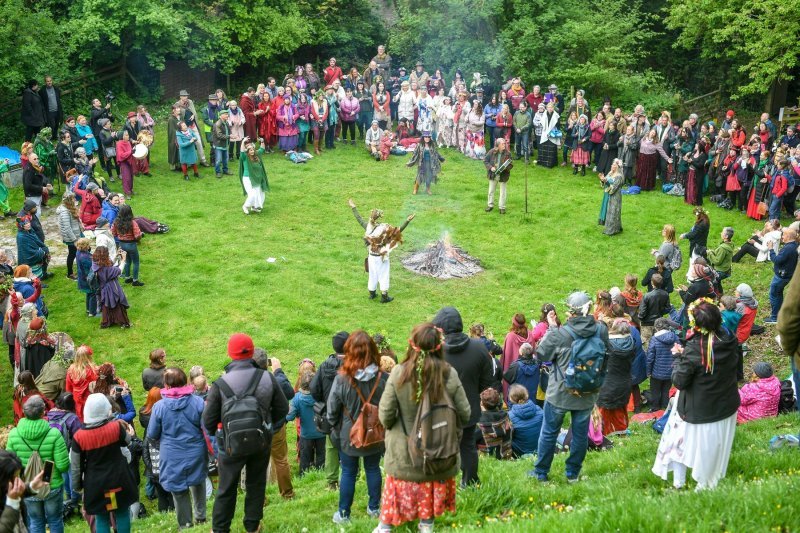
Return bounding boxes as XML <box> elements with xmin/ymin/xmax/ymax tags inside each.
<box><xmin>455</xmin><ymin>124</ymin><xmax>467</xmax><ymax>151</ymax></box>
<box><xmin>101</xmin><ymin>304</ymin><xmax>130</xmax><ymax>328</ymax></box>
<box><xmin>635</xmin><ymin>152</ymin><xmax>658</xmax><ymax>190</ymax></box>
<box><xmin>538</xmin><ymin>140</ymin><xmax>558</xmax><ymax>168</ymax></box>
<box><xmin>597</xmin><ymin>148</ymin><xmax>618</xmax><ymax>175</ymax></box>
<box><xmin>684</xmin><ymin>167</ymin><xmax>703</xmax><ymax>206</ymax></box>
<box><xmin>119</xmin><ymin>160</ymin><xmax>134</xmax><ymax>196</ymax></box>
<box><xmin>571</xmin><ymin>146</ymin><xmax>590</xmax><ymax>165</ymax></box>
<box><xmin>278</xmin><ymin>134</ymin><xmax>298</xmax><ymax>152</ymax></box>
<box><xmin>133</xmin><ymin>156</ymin><xmax>149</xmax><ymax>175</ymax></box>
<box><xmin>681</xmin><ymin>412</ymin><xmax>736</xmax><ymax>490</ymax></box>
<box><xmin>746</xmin><ymin>182</ymin><xmax>768</xmax><ymax>220</ymax></box>
<box><xmin>598</xmin><ymin>406</ymin><xmax>628</xmax><ymax>436</ymax></box>
<box><xmin>652</xmin><ymin>393</ymin><xmax>687</xmax><ymax>482</ymax></box>
<box><xmin>242</xmin><ymin>175</ymin><xmax>265</xmax><ymax>211</ymax></box>
<box><xmin>379</xmin><ymin>476</ymin><xmax>456</xmax><ymax>527</ymax></box>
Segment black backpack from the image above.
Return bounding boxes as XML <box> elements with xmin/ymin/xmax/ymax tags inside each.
<box><xmin>216</xmin><ymin>370</ymin><xmax>273</xmax><ymax>458</ymax></box>
<box><xmin>778</xmin><ymin>380</ymin><xmax>796</xmax><ymax>414</ymax></box>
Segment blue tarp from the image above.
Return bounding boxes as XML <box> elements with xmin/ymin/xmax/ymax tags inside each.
<box><xmin>0</xmin><ymin>147</ymin><xmax>21</xmax><ymax>165</ymax></box>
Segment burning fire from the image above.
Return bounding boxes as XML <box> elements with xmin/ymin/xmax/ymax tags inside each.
<box><xmin>402</xmin><ymin>232</ymin><xmax>483</xmax><ymax>280</ymax></box>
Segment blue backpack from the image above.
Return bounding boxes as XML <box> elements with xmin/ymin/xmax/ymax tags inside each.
<box><xmin>562</xmin><ymin>324</ymin><xmax>608</xmax><ymax>394</ymax></box>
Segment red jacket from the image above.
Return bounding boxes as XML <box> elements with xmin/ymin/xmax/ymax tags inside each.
<box><xmin>526</xmin><ymin>92</ymin><xmax>544</xmax><ymax>111</ymax></box>
<box><xmin>239</xmin><ymin>94</ymin><xmax>258</xmax><ymax>141</ymax></box>
<box><xmin>736</xmin><ymin>305</ymin><xmax>757</xmax><ymax>343</ymax></box>
<box><xmin>770</xmin><ymin>172</ymin><xmax>788</xmax><ymax>198</ymax></box>
<box><xmin>730</xmin><ymin>128</ymin><xmax>746</xmax><ymax>149</ymax></box>
<box><xmin>323</xmin><ymin>66</ymin><xmax>343</xmax><ymax>86</ymax></box>
<box><xmin>79</xmin><ymin>192</ymin><xmax>102</xmax><ymax>229</ymax></box>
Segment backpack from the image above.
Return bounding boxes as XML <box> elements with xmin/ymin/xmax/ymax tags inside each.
<box><xmin>345</xmin><ymin>378</ymin><xmax>384</xmax><ymax>449</ymax></box>
<box><xmin>778</xmin><ymin>380</ymin><xmax>796</xmax><ymax>414</ymax></box>
<box><xmin>49</xmin><ymin>413</ymin><xmax>76</xmax><ymax>449</ymax></box>
<box><xmin>401</xmin><ymin>371</ymin><xmax>462</xmax><ymax>476</ymax></box>
<box><xmin>562</xmin><ymin>324</ymin><xmax>608</xmax><ymax>395</ymax></box>
<box><xmin>19</xmin><ymin>435</ymin><xmax>50</xmax><ymax>498</ymax></box>
<box><xmin>86</xmin><ymin>269</ymin><xmax>100</xmax><ymax>292</ymax></box>
<box><xmin>669</xmin><ymin>245</ymin><xmax>683</xmax><ymax>272</ymax></box>
<box><xmin>215</xmin><ymin>370</ymin><xmax>273</xmax><ymax>458</ymax></box>
<box><xmin>313</xmin><ymin>400</ymin><xmax>333</xmax><ymax>435</ymax></box>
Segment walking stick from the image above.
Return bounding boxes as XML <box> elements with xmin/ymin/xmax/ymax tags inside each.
<box><xmin>524</xmin><ymin>159</ymin><xmax>531</xmax><ymax>218</ymax></box>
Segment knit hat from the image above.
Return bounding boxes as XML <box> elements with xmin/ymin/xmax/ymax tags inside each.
<box><xmin>28</xmin><ymin>317</ymin><xmax>43</xmax><ymax>331</ymax></box>
<box><xmin>753</xmin><ymin>362</ymin><xmax>773</xmax><ymax>379</ymax></box>
<box><xmin>566</xmin><ymin>291</ymin><xmax>592</xmax><ymax>316</ymax></box>
<box><xmin>95</xmin><ymin>217</ymin><xmax>108</xmax><ymax>228</ymax></box>
<box><xmin>228</xmin><ymin>333</ymin><xmax>254</xmax><ymax>360</ymax></box>
<box><xmin>86</xmin><ymin>182</ymin><xmax>99</xmax><ymax>192</ymax></box>
<box><xmin>83</xmin><ymin>393</ymin><xmax>113</xmax><ymax>425</ymax></box>
<box><xmin>332</xmin><ymin>331</ymin><xmax>350</xmax><ymax>354</ymax></box>
<box><xmin>22</xmin><ymin>199</ymin><xmax>37</xmax><ymax>213</ymax></box>
<box><xmin>735</xmin><ymin>283</ymin><xmax>754</xmax><ymax>299</ymax></box>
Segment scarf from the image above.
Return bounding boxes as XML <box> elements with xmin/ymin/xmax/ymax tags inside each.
<box><xmin>281</xmin><ymin>103</ymin><xmax>295</xmax><ymax>125</ymax></box>
<box><xmin>736</xmin><ymin>296</ymin><xmax>758</xmax><ymax>313</ymax></box>
<box><xmin>577</xmin><ymin>122</ymin><xmax>589</xmax><ymax>140</ymax></box>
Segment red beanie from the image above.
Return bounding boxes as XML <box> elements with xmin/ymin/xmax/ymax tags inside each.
<box><xmin>228</xmin><ymin>333</ymin><xmax>254</xmax><ymax>360</ymax></box>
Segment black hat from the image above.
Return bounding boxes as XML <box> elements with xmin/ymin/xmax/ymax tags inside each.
<box><xmin>332</xmin><ymin>331</ymin><xmax>350</xmax><ymax>354</ymax></box>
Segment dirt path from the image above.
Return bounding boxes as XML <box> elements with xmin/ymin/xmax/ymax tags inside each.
<box><xmin>1</xmin><ymin>206</ymin><xmax>70</xmax><ymax>268</ymax></box>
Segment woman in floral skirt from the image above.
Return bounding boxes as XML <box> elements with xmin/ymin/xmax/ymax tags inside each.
<box><xmin>376</xmin><ymin>323</ymin><xmax>470</xmax><ymax>533</ymax></box>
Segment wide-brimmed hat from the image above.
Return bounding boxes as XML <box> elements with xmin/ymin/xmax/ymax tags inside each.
<box><xmin>548</xmin><ymin>84</ymin><xmax>558</xmax><ymax>90</ymax></box>
<box><xmin>415</xmin><ymin>61</ymin><xmax>424</xmax><ymax>67</ymax></box>
<box><xmin>179</xmin><ymin>89</ymin><xmax>190</xmax><ymax>97</ymax></box>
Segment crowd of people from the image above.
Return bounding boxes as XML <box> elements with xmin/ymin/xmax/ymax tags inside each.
<box><xmin>3</xmin><ymin>44</ymin><xmax>800</xmax><ymax>533</ymax></box>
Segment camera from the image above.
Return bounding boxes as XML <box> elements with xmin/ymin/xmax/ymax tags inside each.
<box><xmin>105</xmin><ymin>90</ymin><xmax>116</xmax><ymax>103</ymax></box>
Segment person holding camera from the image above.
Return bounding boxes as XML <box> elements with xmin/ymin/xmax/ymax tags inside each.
<box><xmin>89</xmin><ymin>362</ymin><xmax>136</xmax><ymax>423</ymax></box>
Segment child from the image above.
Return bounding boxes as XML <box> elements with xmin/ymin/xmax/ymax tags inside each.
<box><xmin>475</xmin><ymin>388</ymin><xmax>513</xmax><ymax>460</ymax></box>
<box><xmin>720</xmin><ymin>295</ymin><xmax>742</xmax><ymax>335</ymax></box>
<box><xmin>189</xmin><ymin>365</ymin><xmax>205</xmax><ymax>381</ymax></box>
<box><xmin>646</xmin><ymin>318</ymin><xmax>678</xmax><ymax>411</ymax></box>
<box><xmin>620</xmin><ymin>274</ymin><xmax>643</xmax><ymax>327</ymax></box>
<box><xmin>507</xmin><ymin>384</ymin><xmax>543</xmax><ymax>457</ymax></box>
<box><xmin>737</xmin><ymin>362</ymin><xmax>781</xmax><ymax>423</ymax></box>
<box><xmin>192</xmin><ymin>375</ymin><xmax>209</xmax><ymax>399</ymax></box>
<box><xmin>286</xmin><ymin>371</ymin><xmax>325</xmax><ymax>475</ymax></box>
<box><xmin>734</xmin><ymin>283</ymin><xmax>758</xmax><ymax>344</ymax></box>
<box><xmin>503</xmin><ymin>342</ymin><xmax>540</xmax><ymax>405</ymax></box>
<box><xmin>379</xmin><ymin>355</ymin><xmax>396</xmax><ymax>373</ymax></box>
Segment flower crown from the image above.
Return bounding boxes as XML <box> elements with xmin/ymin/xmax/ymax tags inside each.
<box><xmin>408</xmin><ymin>327</ymin><xmax>445</xmax><ymax>401</ymax></box>
<box><xmin>687</xmin><ymin>297</ymin><xmax>716</xmax><ymax>374</ymax></box>
<box><xmin>687</xmin><ymin>297</ymin><xmax>715</xmax><ymax>335</ymax></box>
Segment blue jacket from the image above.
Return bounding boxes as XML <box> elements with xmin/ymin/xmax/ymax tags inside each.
<box><xmin>484</xmin><ymin>103</ymin><xmax>501</xmax><ymax>128</ymax></box>
<box><xmin>286</xmin><ymin>391</ymin><xmax>324</xmax><ymax>440</ymax></box>
<box><xmin>76</xmin><ymin>250</ymin><xmax>93</xmax><ymax>293</ymax></box>
<box><xmin>13</xmin><ymin>279</ymin><xmax>45</xmax><ymax>317</ymax></box>
<box><xmin>770</xmin><ymin>241</ymin><xmax>798</xmax><ymax>279</ymax></box>
<box><xmin>629</xmin><ymin>326</ymin><xmax>647</xmax><ymax>386</ymax></box>
<box><xmin>508</xmin><ymin>400</ymin><xmax>542</xmax><ymax>456</ymax></box>
<box><xmin>101</xmin><ymin>201</ymin><xmax>119</xmax><ymax>226</ymax></box>
<box><xmin>503</xmin><ymin>357</ymin><xmax>540</xmax><ymax>401</ymax></box>
<box><xmin>147</xmin><ymin>391</ymin><xmax>208</xmax><ymax>492</ymax></box>
<box><xmin>647</xmin><ymin>330</ymin><xmax>679</xmax><ymax>381</ymax></box>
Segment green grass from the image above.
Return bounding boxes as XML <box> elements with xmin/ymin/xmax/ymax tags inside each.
<box><xmin>3</xmin><ymin>127</ymin><xmax>799</xmax><ymax>531</ymax></box>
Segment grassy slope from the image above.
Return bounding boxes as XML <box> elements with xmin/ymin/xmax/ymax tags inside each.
<box><xmin>3</xmin><ymin>127</ymin><xmax>798</xmax><ymax>531</ymax></box>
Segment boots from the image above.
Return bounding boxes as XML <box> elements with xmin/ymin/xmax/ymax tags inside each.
<box><xmin>380</xmin><ymin>292</ymin><xmax>393</xmax><ymax>303</ymax></box>
<box><xmin>313</xmin><ymin>138</ymin><xmax>321</xmax><ymax>155</ymax></box>
<box><xmin>369</xmin><ymin>290</ymin><xmax>377</xmax><ymax>300</ymax></box>
<box><xmin>581</xmin><ymin>165</ymin><xmax>586</xmax><ymax>176</ymax></box>
<box><xmin>573</xmin><ymin>165</ymin><xmax>578</xmax><ymax>175</ymax></box>
<box><xmin>413</xmin><ymin>182</ymin><xmax>419</xmax><ymax>195</ymax></box>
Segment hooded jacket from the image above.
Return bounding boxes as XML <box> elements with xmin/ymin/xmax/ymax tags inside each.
<box><xmin>286</xmin><ymin>391</ymin><xmax>324</xmax><ymax>440</ymax></box>
<box><xmin>503</xmin><ymin>356</ymin><xmax>540</xmax><ymax>402</ymax></box>
<box><xmin>737</xmin><ymin>375</ymin><xmax>781</xmax><ymax>423</ymax></box>
<box><xmin>433</xmin><ymin>307</ymin><xmax>494</xmax><ymax>427</ymax></box>
<box><xmin>508</xmin><ymin>400</ymin><xmax>543</xmax><ymax>456</ymax></box>
<box><xmin>647</xmin><ymin>330</ymin><xmax>679</xmax><ymax>381</ymax></box>
<box><xmin>310</xmin><ymin>353</ymin><xmax>343</xmax><ymax>404</ymax></box>
<box><xmin>147</xmin><ymin>386</ymin><xmax>207</xmax><ymax>492</ymax></box>
<box><xmin>326</xmin><ymin>364</ymin><xmax>386</xmax><ymax>457</ymax></box>
<box><xmin>6</xmin><ymin>417</ymin><xmax>69</xmax><ymax>490</ymax></box>
<box><xmin>597</xmin><ymin>334</ymin><xmax>635</xmax><ymax>410</ymax></box>
<box><xmin>536</xmin><ymin>315</ymin><xmax>611</xmax><ymax>411</ymax></box>
<box><xmin>673</xmin><ymin>329</ymin><xmax>741</xmax><ymax>423</ymax></box>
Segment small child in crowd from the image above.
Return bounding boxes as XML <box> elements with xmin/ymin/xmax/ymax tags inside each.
<box><xmin>646</xmin><ymin>318</ymin><xmax>678</xmax><ymax>411</ymax></box>
<box><xmin>737</xmin><ymin>362</ymin><xmax>781</xmax><ymax>423</ymax></box>
<box><xmin>503</xmin><ymin>343</ymin><xmax>541</xmax><ymax>405</ymax></box>
<box><xmin>720</xmin><ymin>295</ymin><xmax>742</xmax><ymax>334</ymax></box>
<box><xmin>475</xmin><ymin>388</ymin><xmax>513</xmax><ymax>460</ymax></box>
<box><xmin>286</xmin><ymin>371</ymin><xmax>326</xmax><ymax>475</ymax></box>
<box><xmin>507</xmin><ymin>384</ymin><xmax>543</xmax><ymax>457</ymax></box>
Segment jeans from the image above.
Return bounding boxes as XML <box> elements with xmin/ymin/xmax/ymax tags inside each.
<box><xmin>338</xmin><ymin>451</ymin><xmax>382</xmax><ymax>517</ymax></box>
<box><xmin>769</xmin><ymin>275</ymin><xmax>791</xmax><ymax>320</ymax></box>
<box><xmin>516</xmin><ymin>131</ymin><xmax>529</xmax><ymax>157</ymax></box>
<box><xmin>324</xmin><ymin>436</ymin><xmax>339</xmax><ymax>483</ymax></box>
<box><xmin>357</xmin><ymin>111</ymin><xmax>372</xmax><ymax>138</ymax></box>
<box><xmin>86</xmin><ymin>292</ymin><xmax>98</xmax><ymax>315</ymax></box>
<box><xmin>95</xmin><ymin>507</ymin><xmax>131</xmax><ymax>533</ymax></box>
<box><xmin>61</xmin><ymin>472</ymin><xmax>80</xmax><ymax>503</ymax></box>
<box><xmin>120</xmin><ymin>241</ymin><xmax>139</xmax><ymax>280</ymax></box>
<box><xmin>214</xmin><ymin>148</ymin><xmax>229</xmax><ymax>174</ymax></box>
<box><xmin>535</xmin><ymin>402</ymin><xmax>592</xmax><ymax>479</ymax></box>
<box><xmin>325</xmin><ymin>123</ymin><xmax>336</xmax><ymax>148</ymax></box>
<box><xmin>769</xmin><ymin>195</ymin><xmax>783</xmax><ymax>221</ymax></box>
<box><xmin>486</xmin><ymin>126</ymin><xmax>496</xmax><ymax>149</ymax></box>
<box><xmin>299</xmin><ymin>436</ymin><xmax>326</xmax><ymax>475</ymax></box>
<box><xmin>64</xmin><ymin>242</ymin><xmax>77</xmax><ymax>276</ymax></box>
<box><xmin>25</xmin><ymin>486</ymin><xmax>63</xmax><ymax>533</ymax></box>
<box><xmin>459</xmin><ymin>424</ymin><xmax>479</xmax><ymax>486</ymax></box>
<box><xmin>341</xmin><ymin>121</ymin><xmax>356</xmax><ymax>141</ymax></box>
<box><xmin>172</xmin><ymin>483</ymin><xmax>206</xmax><ymax>529</ymax></box>
<box><xmin>212</xmin><ymin>447</ymin><xmax>269</xmax><ymax>533</ymax></box>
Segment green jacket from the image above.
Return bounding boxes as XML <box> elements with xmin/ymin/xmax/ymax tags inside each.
<box><xmin>6</xmin><ymin>418</ymin><xmax>69</xmax><ymax>490</ymax></box>
<box><xmin>707</xmin><ymin>241</ymin><xmax>734</xmax><ymax>273</ymax></box>
<box><xmin>378</xmin><ymin>364</ymin><xmax>471</xmax><ymax>482</ymax></box>
<box><xmin>513</xmin><ymin>110</ymin><xmax>531</xmax><ymax>133</ymax></box>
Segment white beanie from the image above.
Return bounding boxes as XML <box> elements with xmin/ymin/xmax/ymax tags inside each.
<box><xmin>83</xmin><ymin>393</ymin><xmax>113</xmax><ymax>425</ymax></box>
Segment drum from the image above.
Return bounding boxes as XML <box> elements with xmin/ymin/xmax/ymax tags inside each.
<box><xmin>133</xmin><ymin>144</ymin><xmax>149</xmax><ymax>160</ymax></box>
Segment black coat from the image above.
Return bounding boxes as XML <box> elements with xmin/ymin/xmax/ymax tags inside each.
<box><xmin>310</xmin><ymin>354</ymin><xmax>343</xmax><ymax>403</ymax></box>
<box><xmin>597</xmin><ymin>335</ymin><xmax>635</xmax><ymax>410</ymax></box>
<box><xmin>642</xmin><ymin>266</ymin><xmax>674</xmax><ymax>294</ymax></box>
<box><xmin>22</xmin><ymin>165</ymin><xmax>45</xmax><ymax>197</ymax></box>
<box><xmin>638</xmin><ymin>289</ymin><xmax>671</xmax><ymax>326</ymax></box>
<box><xmin>684</xmin><ymin>221</ymin><xmax>709</xmax><ymax>255</ymax></box>
<box><xmin>673</xmin><ymin>329</ymin><xmax>740</xmax><ymax>423</ymax></box>
<box><xmin>39</xmin><ymin>85</ymin><xmax>63</xmax><ymax>122</ymax></box>
<box><xmin>679</xmin><ymin>279</ymin><xmax>716</xmax><ymax>305</ymax></box>
<box><xmin>21</xmin><ymin>88</ymin><xmax>45</xmax><ymax>127</ymax></box>
<box><xmin>433</xmin><ymin>307</ymin><xmax>494</xmax><ymax>427</ymax></box>
<box><xmin>90</xmin><ymin>107</ymin><xmax>111</xmax><ymax>138</ymax></box>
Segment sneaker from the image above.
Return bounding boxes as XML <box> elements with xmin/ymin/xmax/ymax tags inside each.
<box><xmin>418</xmin><ymin>522</ymin><xmax>434</xmax><ymax>533</ymax></box>
<box><xmin>566</xmin><ymin>475</ymin><xmax>580</xmax><ymax>484</ymax></box>
<box><xmin>332</xmin><ymin>511</ymin><xmax>350</xmax><ymax>525</ymax></box>
<box><xmin>124</xmin><ymin>277</ymin><xmax>133</xmax><ymax>284</ymax></box>
<box><xmin>527</xmin><ymin>470</ymin><xmax>547</xmax><ymax>482</ymax></box>
<box><xmin>216</xmin><ymin>173</ymin><xmax>222</xmax><ymax>179</ymax></box>
<box><xmin>366</xmin><ymin>507</ymin><xmax>380</xmax><ymax>519</ymax></box>
<box><xmin>132</xmin><ymin>280</ymin><xmax>145</xmax><ymax>287</ymax></box>
<box><xmin>485</xmin><ymin>206</ymin><xmax>493</xmax><ymax>212</ymax></box>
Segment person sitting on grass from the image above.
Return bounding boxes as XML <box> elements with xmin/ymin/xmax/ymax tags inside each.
<box><xmin>475</xmin><ymin>388</ymin><xmax>513</xmax><ymax>460</ymax></box>
<box><xmin>706</xmin><ymin>227</ymin><xmax>735</xmax><ymax>293</ymax></box>
<box><xmin>734</xmin><ymin>284</ymin><xmax>758</xmax><ymax>344</ymax></box>
<box><xmin>719</xmin><ymin>296</ymin><xmax>742</xmax><ymax>336</ymax></box>
<box><xmin>503</xmin><ymin>342</ymin><xmax>540</xmax><ymax>404</ymax></box>
<box><xmin>507</xmin><ymin>384</ymin><xmax>543</xmax><ymax>457</ymax></box>
<box><xmin>737</xmin><ymin>362</ymin><xmax>781</xmax><ymax>424</ymax></box>
<box><xmin>286</xmin><ymin>371</ymin><xmax>325</xmax><ymax>476</ymax></box>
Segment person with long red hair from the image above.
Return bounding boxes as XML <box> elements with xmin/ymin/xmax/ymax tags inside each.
<box><xmin>65</xmin><ymin>344</ymin><xmax>97</xmax><ymax>420</ymax></box>
<box><xmin>326</xmin><ymin>330</ymin><xmax>386</xmax><ymax>525</ymax></box>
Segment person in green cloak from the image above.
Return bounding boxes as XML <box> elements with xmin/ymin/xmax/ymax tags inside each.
<box><xmin>33</xmin><ymin>127</ymin><xmax>57</xmax><ymax>182</ymax></box>
<box><xmin>0</xmin><ymin>159</ymin><xmax>12</xmax><ymax>216</ymax></box>
<box><xmin>238</xmin><ymin>137</ymin><xmax>270</xmax><ymax>214</ymax></box>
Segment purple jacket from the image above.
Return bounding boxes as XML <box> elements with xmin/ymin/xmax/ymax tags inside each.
<box><xmin>339</xmin><ymin>96</ymin><xmax>359</xmax><ymax>122</ymax></box>
<box><xmin>93</xmin><ymin>264</ymin><xmax>128</xmax><ymax>308</ymax></box>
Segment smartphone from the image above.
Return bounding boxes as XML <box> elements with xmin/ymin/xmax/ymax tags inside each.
<box><xmin>42</xmin><ymin>460</ymin><xmax>54</xmax><ymax>483</ymax></box>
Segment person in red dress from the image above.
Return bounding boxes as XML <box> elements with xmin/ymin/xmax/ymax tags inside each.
<box><xmin>323</xmin><ymin>58</ymin><xmax>343</xmax><ymax>86</ymax></box>
<box><xmin>239</xmin><ymin>88</ymin><xmax>258</xmax><ymax>142</ymax></box>
<box><xmin>257</xmin><ymin>93</ymin><xmax>277</xmax><ymax>152</ymax></box>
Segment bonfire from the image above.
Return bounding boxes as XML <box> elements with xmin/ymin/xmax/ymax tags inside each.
<box><xmin>402</xmin><ymin>233</ymin><xmax>483</xmax><ymax>279</ymax></box>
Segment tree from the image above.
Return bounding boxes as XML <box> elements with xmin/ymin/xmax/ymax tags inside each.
<box><xmin>666</xmin><ymin>0</ymin><xmax>800</xmax><ymax>97</ymax></box>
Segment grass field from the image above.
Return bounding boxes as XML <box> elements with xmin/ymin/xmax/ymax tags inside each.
<box><xmin>3</xmin><ymin>126</ymin><xmax>799</xmax><ymax>532</ymax></box>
